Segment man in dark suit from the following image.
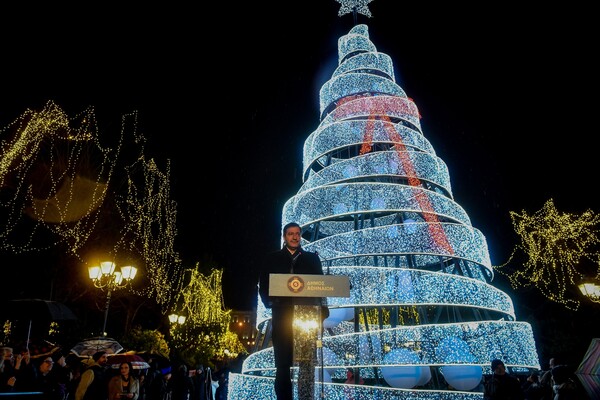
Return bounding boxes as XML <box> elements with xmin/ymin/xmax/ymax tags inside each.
<box><xmin>259</xmin><ymin>222</ymin><xmax>328</xmax><ymax>400</ymax></box>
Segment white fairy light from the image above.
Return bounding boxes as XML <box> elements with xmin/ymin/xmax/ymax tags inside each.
<box><xmin>336</xmin><ymin>0</ymin><xmax>375</xmax><ymax>18</ymax></box>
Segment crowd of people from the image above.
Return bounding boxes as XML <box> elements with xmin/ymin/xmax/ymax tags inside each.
<box><xmin>483</xmin><ymin>357</ymin><xmax>584</xmax><ymax>400</ymax></box>
<box><xmin>1</xmin><ymin>346</ymin><xmax>229</xmax><ymax>400</ymax></box>
<box><xmin>3</xmin><ymin>342</ymin><xmax>592</xmax><ymax>400</ymax></box>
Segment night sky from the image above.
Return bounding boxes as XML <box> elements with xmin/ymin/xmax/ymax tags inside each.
<box><xmin>2</xmin><ymin>2</ymin><xmax>598</xmax><ymax>364</ymax></box>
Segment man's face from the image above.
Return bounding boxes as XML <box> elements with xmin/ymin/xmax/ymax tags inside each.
<box><xmin>98</xmin><ymin>354</ymin><xmax>108</xmax><ymax>366</ymax></box>
<box><xmin>495</xmin><ymin>363</ymin><xmax>506</xmax><ymax>375</ymax></box>
<box><xmin>284</xmin><ymin>226</ymin><xmax>301</xmax><ymax>250</ymax></box>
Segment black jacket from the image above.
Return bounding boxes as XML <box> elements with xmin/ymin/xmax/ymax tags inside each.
<box><xmin>484</xmin><ymin>372</ymin><xmax>525</xmax><ymax>400</ymax></box>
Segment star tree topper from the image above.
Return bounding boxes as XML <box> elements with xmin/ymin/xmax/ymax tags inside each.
<box><xmin>336</xmin><ymin>0</ymin><xmax>374</xmax><ymax>18</ymax></box>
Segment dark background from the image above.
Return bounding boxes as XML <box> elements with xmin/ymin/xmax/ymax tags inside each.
<box><xmin>1</xmin><ymin>2</ymin><xmax>598</xmax><ymax>368</ymax></box>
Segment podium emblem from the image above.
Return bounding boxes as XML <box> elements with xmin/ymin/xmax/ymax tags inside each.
<box><xmin>287</xmin><ymin>275</ymin><xmax>305</xmax><ymax>293</ymax></box>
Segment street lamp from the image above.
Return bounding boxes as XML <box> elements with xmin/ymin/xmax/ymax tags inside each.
<box><xmin>168</xmin><ymin>313</ymin><xmax>186</xmax><ymax>325</ymax></box>
<box><xmin>578</xmin><ymin>280</ymin><xmax>600</xmax><ymax>304</ymax></box>
<box><xmin>88</xmin><ymin>261</ymin><xmax>137</xmax><ymax>336</ymax></box>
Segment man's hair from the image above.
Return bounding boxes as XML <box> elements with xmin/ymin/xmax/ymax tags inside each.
<box><xmin>92</xmin><ymin>351</ymin><xmax>106</xmax><ymax>362</ymax></box>
<box><xmin>491</xmin><ymin>359</ymin><xmax>504</xmax><ymax>371</ymax></box>
<box><xmin>282</xmin><ymin>222</ymin><xmax>301</xmax><ymax>236</ymax></box>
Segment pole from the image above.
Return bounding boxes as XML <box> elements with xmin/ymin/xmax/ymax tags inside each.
<box><xmin>102</xmin><ymin>287</ymin><xmax>112</xmax><ymax>336</ymax></box>
<box><xmin>319</xmin><ymin>308</ymin><xmax>325</xmax><ymax>399</ymax></box>
<box><xmin>26</xmin><ymin>320</ymin><xmax>32</xmax><ymax>351</ymax></box>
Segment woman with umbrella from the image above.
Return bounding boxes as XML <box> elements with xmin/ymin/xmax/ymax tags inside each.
<box><xmin>108</xmin><ymin>361</ymin><xmax>139</xmax><ymax>400</ymax></box>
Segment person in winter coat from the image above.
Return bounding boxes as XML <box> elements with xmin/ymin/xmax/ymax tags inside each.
<box><xmin>483</xmin><ymin>359</ymin><xmax>524</xmax><ymax>400</ymax></box>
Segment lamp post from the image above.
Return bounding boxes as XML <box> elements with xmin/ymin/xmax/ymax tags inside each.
<box><xmin>578</xmin><ymin>280</ymin><xmax>600</xmax><ymax>304</ymax></box>
<box><xmin>168</xmin><ymin>313</ymin><xmax>186</xmax><ymax>325</ymax></box>
<box><xmin>88</xmin><ymin>261</ymin><xmax>137</xmax><ymax>336</ymax></box>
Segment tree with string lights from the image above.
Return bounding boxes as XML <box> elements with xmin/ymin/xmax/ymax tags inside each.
<box><xmin>169</xmin><ymin>266</ymin><xmax>247</xmax><ymax>368</ymax></box>
<box><xmin>495</xmin><ymin>198</ymin><xmax>600</xmax><ymax>310</ymax></box>
<box><xmin>0</xmin><ymin>100</ymin><xmax>184</xmax><ymax>338</ymax></box>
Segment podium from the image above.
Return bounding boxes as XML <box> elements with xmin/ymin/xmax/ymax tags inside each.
<box><xmin>269</xmin><ymin>273</ymin><xmax>350</xmax><ymax>400</ymax></box>
<box><xmin>268</xmin><ymin>273</ymin><xmax>350</xmax><ymax>298</ymax></box>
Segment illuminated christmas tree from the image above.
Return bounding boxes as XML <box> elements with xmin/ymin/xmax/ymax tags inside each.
<box><xmin>230</xmin><ymin>19</ymin><xmax>540</xmax><ymax>400</ymax></box>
